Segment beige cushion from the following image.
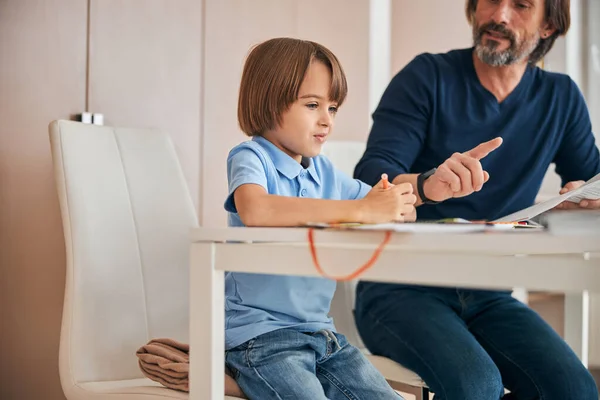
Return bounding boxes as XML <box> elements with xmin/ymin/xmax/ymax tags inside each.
<box><xmin>74</xmin><ymin>377</ymin><xmax>244</xmax><ymax>400</ymax></box>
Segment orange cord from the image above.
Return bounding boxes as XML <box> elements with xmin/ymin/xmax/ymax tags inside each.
<box><xmin>307</xmin><ymin>228</ymin><xmax>392</xmax><ymax>281</ymax></box>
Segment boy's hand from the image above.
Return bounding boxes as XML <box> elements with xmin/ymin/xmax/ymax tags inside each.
<box><xmin>360</xmin><ymin>179</ymin><xmax>416</xmax><ymax>223</ymax></box>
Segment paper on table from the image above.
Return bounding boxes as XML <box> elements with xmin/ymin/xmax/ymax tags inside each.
<box><xmin>493</xmin><ymin>172</ymin><xmax>600</xmax><ymax>223</ymax></box>
<box><xmin>351</xmin><ymin>222</ymin><xmax>487</xmax><ymax>233</ymax></box>
<box><xmin>307</xmin><ymin>222</ymin><xmax>488</xmax><ymax>233</ymax></box>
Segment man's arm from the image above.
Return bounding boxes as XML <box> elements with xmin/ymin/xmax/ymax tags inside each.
<box><xmin>354</xmin><ymin>54</ymin><xmax>433</xmax><ymax>188</ymax></box>
<box><xmin>554</xmin><ymin>78</ymin><xmax>600</xmax><ymax>209</ymax></box>
<box><xmin>554</xmin><ymin>78</ymin><xmax>600</xmax><ymax>183</ymax></box>
<box><xmin>354</xmin><ymin>54</ymin><xmax>503</xmax><ymax>207</ymax></box>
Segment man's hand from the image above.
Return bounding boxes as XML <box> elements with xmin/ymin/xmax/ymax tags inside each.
<box><xmin>555</xmin><ymin>181</ymin><xmax>600</xmax><ymax>210</ymax></box>
<box><xmin>422</xmin><ymin>137</ymin><xmax>503</xmax><ymax>202</ymax></box>
<box><xmin>403</xmin><ymin>208</ymin><xmax>417</xmax><ymax>222</ymax></box>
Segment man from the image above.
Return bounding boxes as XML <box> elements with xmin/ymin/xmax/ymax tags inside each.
<box><xmin>354</xmin><ymin>0</ymin><xmax>600</xmax><ymax>399</ymax></box>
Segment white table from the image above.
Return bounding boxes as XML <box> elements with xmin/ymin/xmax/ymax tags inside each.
<box><xmin>189</xmin><ymin>227</ymin><xmax>600</xmax><ymax>400</ymax></box>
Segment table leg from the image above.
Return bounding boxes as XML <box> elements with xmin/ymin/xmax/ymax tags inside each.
<box><xmin>564</xmin><ymin>291</ymin><xmax>590</xmax><ymax>367</ymax></box>
<box><xmin>190</xmin><ymin>242</ymin><xmax>225</xmax><ymax>399</ymax></box>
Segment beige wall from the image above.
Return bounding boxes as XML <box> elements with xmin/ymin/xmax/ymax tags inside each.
<box><xmin>0</xmin><ymin>1</ymin><xmax>202</xmax><ymax>399</ymax></box>
<box><xmin>391</xmin><ymin>0</ymin><xmax>472</xmax><ymax>74</ymax></box>
<box><xmin>0</xmin><ymin>1</ymin><xmax>88</xmax><ymax>399</ymax></box>
<box><xmin>87</xmin><ymin>0</ymin><xmax>203</xmax><ymax>210</ymax></box>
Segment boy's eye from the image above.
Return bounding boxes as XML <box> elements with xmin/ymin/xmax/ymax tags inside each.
<box><xmin>305</xmin><ymin>102</ymin><xmax>338</xmax><ymax>113</ymax></box>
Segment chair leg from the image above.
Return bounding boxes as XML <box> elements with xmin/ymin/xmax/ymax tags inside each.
<box><xmin>421</xmin><ymin>387</ymin><xmax>430</xmax><ymax>400</ymax></box>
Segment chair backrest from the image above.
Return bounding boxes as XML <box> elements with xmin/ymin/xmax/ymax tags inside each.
<box><xmin>49</xmin><ymin>120</ymin><xmax>197</xmax><ymax>385</ymax></box>
<box><xmin>320</xmin><ymin>140</ymin><xmax>367</xmax><ymax>349</ymax></box>
<box><xmin>320</xmin><ymin>140</ymin><xmax>366</xmax><ymax>182</ymax></box>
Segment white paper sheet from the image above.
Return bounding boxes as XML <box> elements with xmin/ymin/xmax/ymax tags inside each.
<box><xmin>349</xmin><ymin>222</ymin><xmax>488</xmax><ymax>233</ymax></box>
<box><xmin>306</xmin><ymin>221</ymin><xmax>497</xmax><ymax>233</ymax></box>
<box><xmin>493</xmin><ymin>172</ymin><xmax>600</xmax><ymax>222</ymax></box>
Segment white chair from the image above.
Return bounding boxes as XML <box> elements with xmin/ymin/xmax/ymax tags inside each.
<box><xmin>322</xmin><ymin>140</ymin><xmax>430</xmax><ymax>399</ymax></box>
<box><xmin>50</xmin><ymin>120</ymin><xmax>243</xmax><ymax>400</ymax></box>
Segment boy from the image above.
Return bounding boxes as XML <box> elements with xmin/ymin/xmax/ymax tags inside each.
<box><xmin>224</xmin><ymin>37</ymin><xmax>415</xmax><ymax>399</ymax></box>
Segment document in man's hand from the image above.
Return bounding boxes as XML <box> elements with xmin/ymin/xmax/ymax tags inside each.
<box><xmin>493</xmin><ymin>172</ymin><xmax>600</xmax><ymax>223</ymax></box>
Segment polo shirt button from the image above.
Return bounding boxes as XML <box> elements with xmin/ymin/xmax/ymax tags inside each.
<box><xmin>299</xmin><ymin>170</ymin><xmax>306</xmax><ymax>178</ymax></box>
<box><xmin>300</xmin><ymin>189</ymin><xmax>307</xmax><ymax>197</ymax></box>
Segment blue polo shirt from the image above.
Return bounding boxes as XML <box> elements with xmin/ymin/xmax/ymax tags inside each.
<box><xmin>224</xmin><ymin>136</ymin><xmax>371</xmax><ymax>350</ymax></box>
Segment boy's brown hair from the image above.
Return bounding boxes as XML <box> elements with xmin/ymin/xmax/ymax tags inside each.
<box><xmin>238</xmin><ymin>37</ymin><xmax>348</xmax><ymax>137</ymax></box>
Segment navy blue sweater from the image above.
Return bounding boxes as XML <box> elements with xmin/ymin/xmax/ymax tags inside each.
<box><xmin>354</xmin><ymin>48</ymin><xmax>600</xmax><ymax>221</ymax></box>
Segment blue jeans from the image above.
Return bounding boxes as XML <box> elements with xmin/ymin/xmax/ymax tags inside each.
<box><xmin>355</xmin><ymin>283</ymin><xmax>599</xmax><ymax>400</ymax></box>
<box><xmin>225</xmin><ymin>328</ymin><xmax>403</xmax><ymax>400</ymax></box>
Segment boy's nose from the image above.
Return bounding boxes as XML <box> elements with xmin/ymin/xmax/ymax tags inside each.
<box><xmin>319</xmin><ymin>112</ymin><xmax>332</xmax><ymax>127</ymax></box>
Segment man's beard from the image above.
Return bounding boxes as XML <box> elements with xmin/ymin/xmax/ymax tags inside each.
<box><xmin>473</xmin><ymin>22</ymin><xmax>540</xmax><ymax>66</ymax></box>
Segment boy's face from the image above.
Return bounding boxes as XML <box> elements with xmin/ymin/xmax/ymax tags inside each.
<box><xmin>264</xmin><ymin>61</ymin><xmax>338</xmax><ymax>163</ymax></box>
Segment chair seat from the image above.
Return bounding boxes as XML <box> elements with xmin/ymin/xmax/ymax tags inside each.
<box><xmin>75</xmin><ymin>377</ymin><xmax>244</xmax><ymax>400</ymax></box>
<box><xmin>78</xmin><ymin>364</ymin><xmax>423</xmax><ymax>399</ymax></box>
<box><xmin>365</xmin><ymin>355</ymin><xmax>427</xmax><ymax>388</ymax></box>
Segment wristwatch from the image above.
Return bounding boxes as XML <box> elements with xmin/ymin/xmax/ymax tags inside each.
<box><xmin>417</xmin><ymin>168</ymin><xmax>440</xmax><ymax>205</ymax></box>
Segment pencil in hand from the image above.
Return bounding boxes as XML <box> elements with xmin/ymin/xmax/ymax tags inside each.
<box><xmin>381</xmin><ymin>173</ymin><xmax>390</xmax><ymax>189</ymax></box>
